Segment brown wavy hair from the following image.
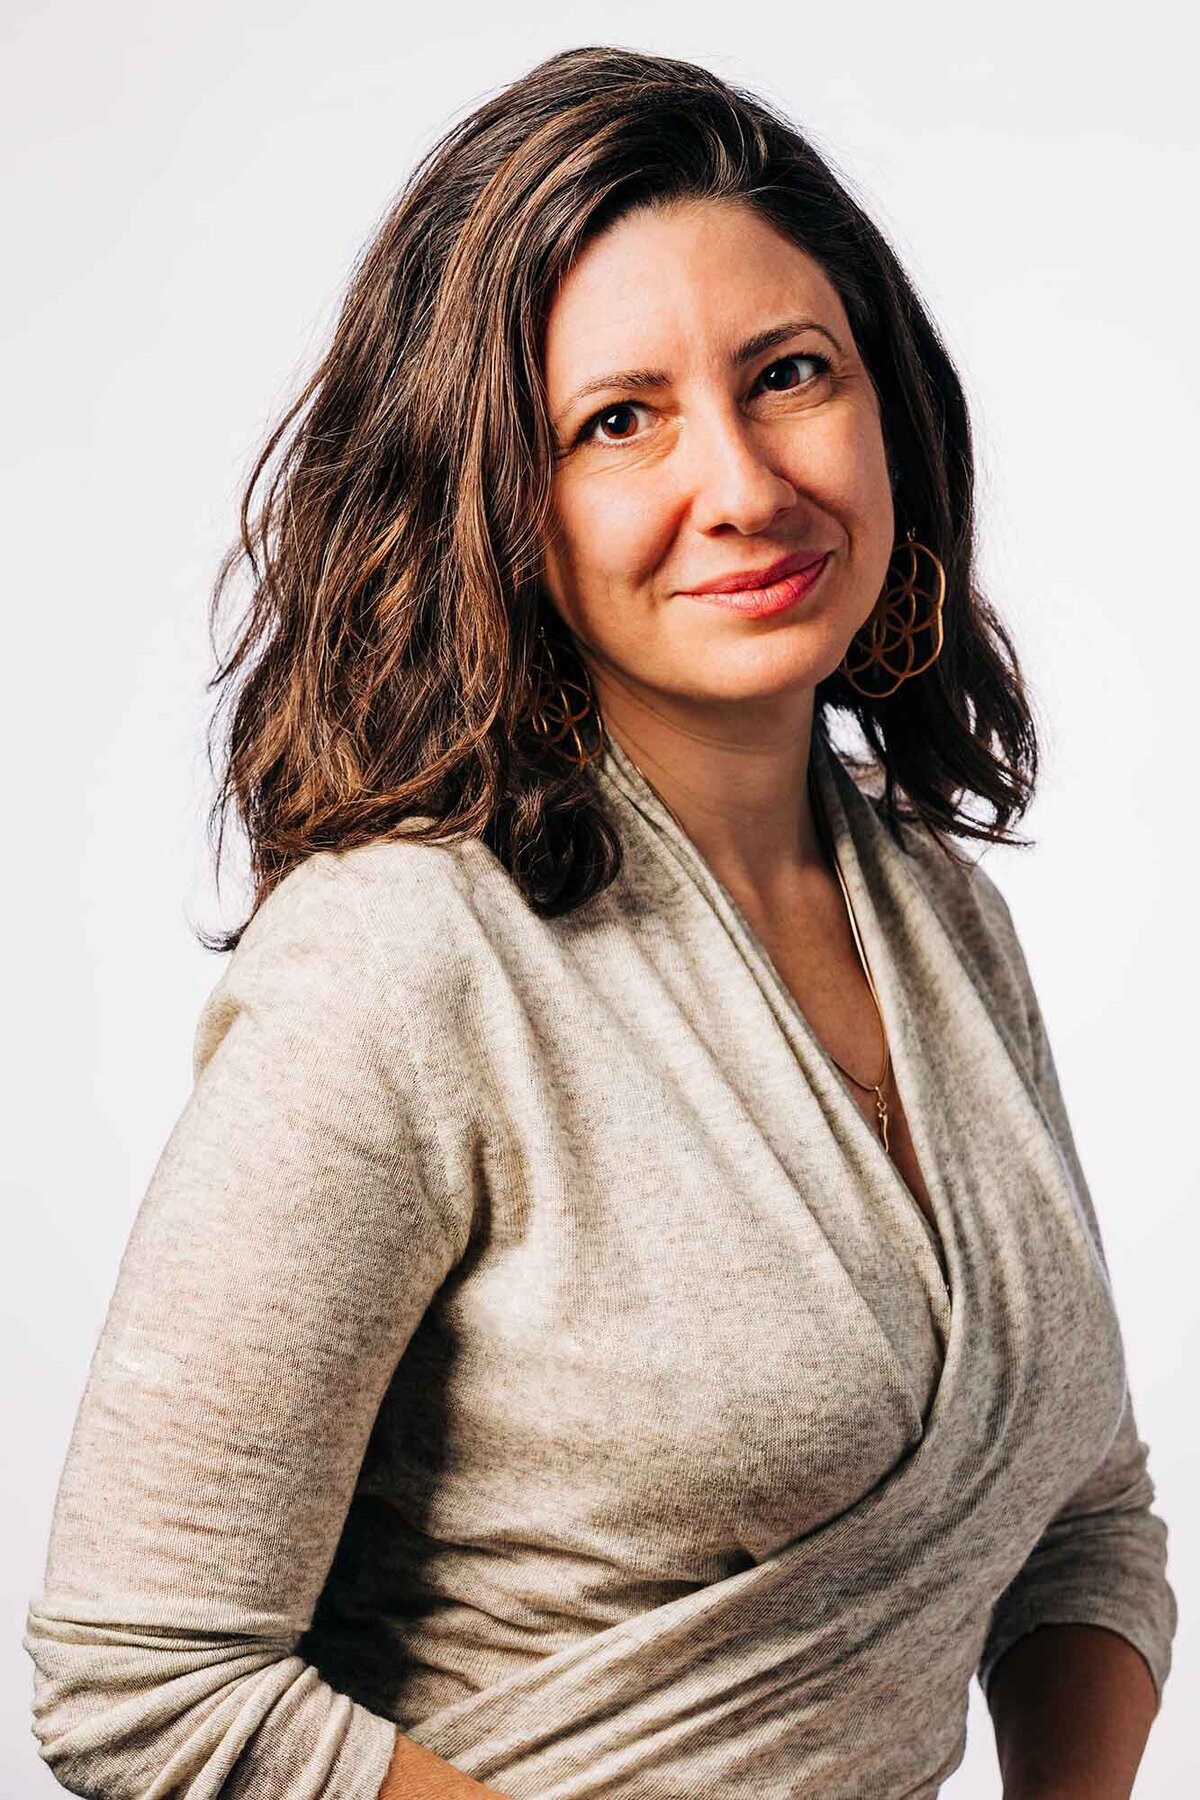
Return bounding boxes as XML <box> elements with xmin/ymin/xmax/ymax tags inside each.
<box><xmin>200</xmin><ymin>43</ymin><xmax>1040</xmax><ymax>953</ymax></box>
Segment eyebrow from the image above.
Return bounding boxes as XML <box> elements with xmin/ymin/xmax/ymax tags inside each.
<box><xmin>553</xmin><ymin>318</ymin><xmax>846</xmax><ymax>427</ymax></box>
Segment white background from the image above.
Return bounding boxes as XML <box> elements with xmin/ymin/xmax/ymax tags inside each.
<box><xmin>4</xmin><ymin>2</ymin><xmax>1195</xmax><ymax>1793</ymax></box>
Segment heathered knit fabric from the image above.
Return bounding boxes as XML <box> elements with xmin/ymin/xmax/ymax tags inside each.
<box><xmin>25</xmin><ymin>723</ymin><xmax>1177</xmax><ymax>1798</ymax></box>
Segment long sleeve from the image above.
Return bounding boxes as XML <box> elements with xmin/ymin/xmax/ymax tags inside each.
<box><xmin>972</xmin><ymin>870</ymin><xmax>1178</xmax><ymax>1709</ymax></box>
<box><xmin>24</xmin><ymin>850</ymin><xmax>472</xmax><ymax>1798</ymax></box>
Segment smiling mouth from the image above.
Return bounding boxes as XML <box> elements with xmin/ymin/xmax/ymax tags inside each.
<box><xmin>681</xmin><ymin>552</ymin><xmax>832</xmax><ymax>619</ymax></box>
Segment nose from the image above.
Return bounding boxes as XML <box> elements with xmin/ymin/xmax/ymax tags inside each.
<box><xmin>685</xmin><ymin>408</ymin><xmax>799</xmax><ymax>536</ymax></box>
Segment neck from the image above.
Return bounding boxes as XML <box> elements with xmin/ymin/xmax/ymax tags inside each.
<box><xmin>594</xmin><ymin>680</ymin><xmax>830</xmax><ymax>899</ymax></box>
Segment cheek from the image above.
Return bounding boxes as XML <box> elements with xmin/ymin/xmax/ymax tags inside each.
<box><xmin>823</xmin><ymin>405</ymin><xmax>890</xmax><ymax>508</ymax></box>
<box><xmin>800</xmin><ymin>408</ymin><xmax>894</xmax><ymax>569</ymax></box>
<box><xmin>552</xmin><ymin>475</ymin><xmax>669</xmax><ymax>594</ymax></box>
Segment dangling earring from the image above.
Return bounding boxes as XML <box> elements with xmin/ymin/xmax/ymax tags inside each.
<box><xmin>527</xmin><ymin>622</ymin><xmax>606</xmax><ymax>768</ymax></box>
<box><xmin>839</xmin><ymin>528</ymin><xmax>946</xmax><ymax>699</ymax></box>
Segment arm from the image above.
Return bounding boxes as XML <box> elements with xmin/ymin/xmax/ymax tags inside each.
<box><xmin>987</xmin><ymin>1622</ymin><xmax>1158</xmax><ymax>1800</ymax></box>
<box><xmin>23</xmin><ymin>852</ymin><xmax>493</xmax><ymax>1799</ymax></box>
<box><xmin>378</xmin><ymin>1734</ymin><xmax>510</xmax><ymax>1800</ymax></box>
<box><xmin>969</xmin><ymin>869</ymin><xmax>1178</xmax><ymax>1791</ymax></box>
<box><xmin>976</xmin><ymin>1377</ymin><xmax>1175</xmax><ymax>1723</ymax></box>
<box><xmin>977</xmin><ymin>1361</ymin><xmax>1175</xmax><ymax>1800</ymax></box>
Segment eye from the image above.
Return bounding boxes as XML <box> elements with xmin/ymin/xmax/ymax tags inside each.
<box><xmin>570</xmin><ymin>350</ymin><xmax>836</xmax><ymax>452</ymax></box>
<box><xmin>754</xmin><ymin>350</ymin><xmax>834</xmax><ymax>394</ymax></box>
<box><xmin>577</xmin><ymin>401</ymin><xmax>647</xmax><ymax>447</ymax></box>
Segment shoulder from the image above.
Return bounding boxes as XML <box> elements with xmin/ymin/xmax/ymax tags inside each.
<box><xmin>239</xmin><ymin>822</ymin><xmax>513</xmax><ymax>963</ymax></box>
<box><xmin>199</xmin><ymin>827</ymin><xmax>521</xmax><ymax>1070</ymax></box>
<box><xmin>188</xmin><ymin>833</ymin><xmax>502</xmax><ymax>1261</ymax></box>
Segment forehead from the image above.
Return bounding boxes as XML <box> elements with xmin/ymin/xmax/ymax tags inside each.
<box><xmin>542</xmin><ymin>198</ymin><xmax>850</xmax><ymax>389</ymax></box>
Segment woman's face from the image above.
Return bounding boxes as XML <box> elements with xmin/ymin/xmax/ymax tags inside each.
<box><xmin>540</xmin><ymin>197</ymin><xmax>895</xmax><ymax>731</ymax></box>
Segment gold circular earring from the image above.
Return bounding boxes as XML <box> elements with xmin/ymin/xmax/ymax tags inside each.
<box><xmin>839</xmin><ymin>529</ymin><xmax>946</xmax><ymax>699</ymax></box>
<box><xmin>527</xmin><ymin>623</ymin><xmax>606</xmax><ymax>769</ymax></box>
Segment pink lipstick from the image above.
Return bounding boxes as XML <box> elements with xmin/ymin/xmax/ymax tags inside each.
<box><xmin>679</xmin><ymin>550</ymin><xmax>832</xmax><ymax>619</ymax></box>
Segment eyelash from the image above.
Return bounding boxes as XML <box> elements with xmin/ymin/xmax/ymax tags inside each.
<box><xmin>574</xmin><ymin>351</ymin><xmax>836</xmax><ymax>449</ymax></box>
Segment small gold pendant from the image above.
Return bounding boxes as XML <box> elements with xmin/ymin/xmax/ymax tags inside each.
<box><xmin>874</xmin><ymin>1087</ymin><xmax>890</xmax><ymax>1153</ymax></box>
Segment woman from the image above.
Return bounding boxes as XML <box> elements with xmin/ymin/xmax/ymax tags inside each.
<box><xmin>25</xmin><ymin>44</ymin><xmax>1176</xmax><ymax>1800</ymax></box>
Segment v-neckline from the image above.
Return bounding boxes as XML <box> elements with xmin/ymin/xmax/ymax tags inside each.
<box><xmin>593</xmin><ymin>724</ymin><xmax>954</xmax><ymax>1314</ymax></box>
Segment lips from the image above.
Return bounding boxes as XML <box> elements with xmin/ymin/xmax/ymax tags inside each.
<box><xmin>679</xmin><ymin>548</ymin><xmax>832</xmax><ymax>597</ymax></box>
<box><xmin>681</xmin><ymin>551</ymin><xmax>832</xmax><ymax>621</ymax></box>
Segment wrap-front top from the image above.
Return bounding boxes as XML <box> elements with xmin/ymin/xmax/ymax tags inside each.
<box><xmin>25</xmin><ymin>723</ymin><xmax>1177</xmax><ymax>1799</ymax></box>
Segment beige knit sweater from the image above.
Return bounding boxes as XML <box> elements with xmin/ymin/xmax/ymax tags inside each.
<box><xmin>25</xmin><ymin>723</ymin><xmax>1177</xmax><ymax>1798</ymax></box>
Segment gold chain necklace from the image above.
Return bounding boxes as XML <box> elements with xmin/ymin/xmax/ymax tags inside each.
<box><xmin>617</xmin><ymin>736</ymin><xmax>894</xmax><ymax>1153</ymax></box>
